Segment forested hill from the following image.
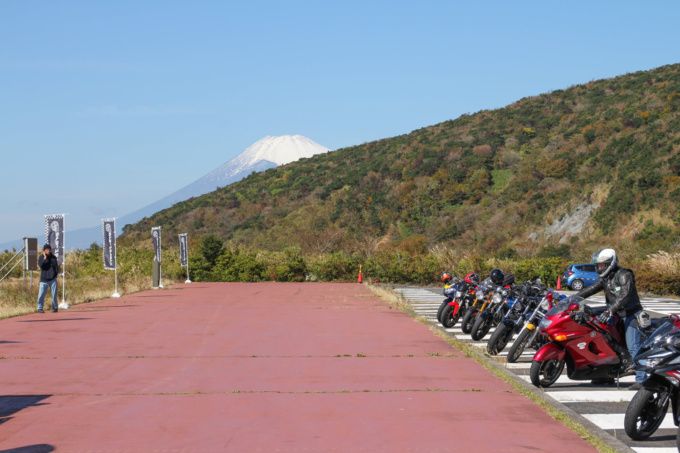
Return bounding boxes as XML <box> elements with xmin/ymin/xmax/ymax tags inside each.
<box><xmin>122</xmin><ymin>63</ymin><xmax>680</xmax><ymax>261</ymax></box>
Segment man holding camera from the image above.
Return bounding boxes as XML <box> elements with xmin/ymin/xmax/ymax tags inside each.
<box><xmin>37</xmin><ymin>244</ymin><xmax>60</xmax><ymax>313</ymax></box>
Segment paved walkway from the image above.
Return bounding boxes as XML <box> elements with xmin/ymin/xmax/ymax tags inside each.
<box><xmin>0</xmin><ymin>283</ymin><xmax>597</xmax><ymax>452</ymax></box>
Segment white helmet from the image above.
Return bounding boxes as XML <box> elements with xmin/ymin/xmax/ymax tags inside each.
<box><xmin>591</xmin><ymin>248</ymin><xmax>618</xmax><ymax>278</ymax></box>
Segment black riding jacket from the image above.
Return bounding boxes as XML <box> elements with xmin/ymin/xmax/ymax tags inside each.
<box><xmin>575</xmin><ymin>266</ymin><xmax>643</xmax><ymax>316</ymax></box>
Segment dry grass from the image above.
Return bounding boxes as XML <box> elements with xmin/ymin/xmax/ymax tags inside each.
<box><xmin>647</xmin><ymin>251</ymin><xmax>680</xmax><ymax>275</ymax></box>
<box><xmin>0</xmin><ymin>274</ymin><xmax>180</xmax><ymax>319</ymax></box>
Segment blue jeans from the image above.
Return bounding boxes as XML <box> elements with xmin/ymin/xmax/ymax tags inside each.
<box><xmin>624</xmin><ymin>312</ymin><xmax>645</xmax><ymax>383</ymax></box>
<box><xmin>38</xmin><ymin>278</ymin><xmax>58</xmax><ymax>310</ymax></box>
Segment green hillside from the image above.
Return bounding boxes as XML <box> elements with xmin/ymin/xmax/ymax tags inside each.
<box><xmin>121</xmin><ymin>63</ymin><xmax>680</xmax><ymax>285</ymax></box>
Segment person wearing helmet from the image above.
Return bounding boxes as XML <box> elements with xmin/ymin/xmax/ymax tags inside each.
<box><xmin>489</xmin><ymin>268</ymin><xmax>505</xmax><ymax>286</ymax></box>
<box><xmin>464</xmin><ymin>272</ymin><xmax>479</xmax><ymax>284</ymax></box>
<box><xmin>441</xmin><ymin>271</ymin><xmax>453</xmax><ymax>285</ymax></box>
<box><xmin>576</xmin><ymin>248</ymin><xmax>644</xmax><ymax>389</ymax></box>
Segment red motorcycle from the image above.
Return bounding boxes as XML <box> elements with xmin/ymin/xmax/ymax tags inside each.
<box><xmin>530</xmin><ymin>296</ymin><xmax>644</xmax><ymax>387</ymax></box>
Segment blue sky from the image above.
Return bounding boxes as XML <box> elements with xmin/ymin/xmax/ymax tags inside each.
<box><xmin>1</xmin><ymin>1</ymin><xmax>679</xmax><ymax>243</ymax></box>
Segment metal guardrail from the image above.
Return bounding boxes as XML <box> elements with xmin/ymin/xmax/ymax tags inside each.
<box><xmin>0</xmin><ymin>247</ymin><xmax>25</xmax><ymax>283</ymax></box>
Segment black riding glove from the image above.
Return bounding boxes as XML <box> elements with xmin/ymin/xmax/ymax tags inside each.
<box><xmin>597</xmin><ymin>310</ymin><xmax>611</xmax><ymax>324</ymax></box>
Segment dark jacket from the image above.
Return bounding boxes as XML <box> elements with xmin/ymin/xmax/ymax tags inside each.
<box><xmin>39</xmin><ymin>254</ymin><xmax>60</xmax><ymax>282</ymax></box>
<box><xmin>576</xmin><ymin>266</ymin><xmax>643</xmax><ymax>316</ymax></box>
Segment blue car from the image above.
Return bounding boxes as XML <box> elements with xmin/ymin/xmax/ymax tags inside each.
<box><xmin>563</xmin><ymin>263</ymin><xmax>599</xmax><ymax>291</ymax></box>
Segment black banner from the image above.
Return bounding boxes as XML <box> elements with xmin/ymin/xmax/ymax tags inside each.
<box><xmin>45</xmin><ymin>214</ymin><xmax>65</xmax><ymax>267</ymax></box>
<box><xmin>152</xmin><ymin>226</ymin><xmax>162</xmax><ymax>262</ymax></box>
<box><xmin>102</xmin><ymin>219</ymin><xmax>116</xmax><ymax>270</ymax></box>
<box><xmin>179</xmin><ymin>234</ymin><xmax>188</xmax><ymax>267</ymax></box>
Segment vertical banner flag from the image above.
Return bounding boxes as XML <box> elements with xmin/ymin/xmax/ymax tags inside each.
<box><xmin>45</xmin><ymin>214</ymin><xmax>65</xmax><ymax>267</ymax></box>
<box><xmin>179</xmin><ymin>233</ymin><xmax>188</xmax><ymax>267</ymax></box>
<box><xmin>102</xmin><ymin>219</ymin><xmax>116</xmax><ymax>270</ymax></box>
<box><xmin>152</xmin><ymin>226</ymin><xmax>162</xmax><ymax>263</ymax></box>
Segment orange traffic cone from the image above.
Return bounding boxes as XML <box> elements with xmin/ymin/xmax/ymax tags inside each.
<box><xmin>357</xmin><ymin>265</ymin><xmax>363</xmax><ymax>284</ymax></box>
<box><xmin>556</xmin><ymin>276</ymin><xmax>562</xmax><ymax>290</ymax></box>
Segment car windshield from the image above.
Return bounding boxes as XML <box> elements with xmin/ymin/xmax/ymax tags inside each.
<box><xmin>546</xmin><ymin>296</ymin><xmax>584</xmax><ymax>316</ymax></box>
<box><xmin>641</xmin><ymin>322</ymin><xmax>680</xmax><ymax>349</ymax></box>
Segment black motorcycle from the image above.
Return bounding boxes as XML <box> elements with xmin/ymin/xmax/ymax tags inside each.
<box><xmin>487</xmin><ymin>281</ymin><xmax>544</xmax><ymax>355</ymax></box>
<box><xmin>624</xmin><ymin>318</ymin><xmax>680</xmax><ymax>443</ymax></box>
<box><xmin>470</xmin><ymin>274</ymin><xmax>515</xmax><ymax>341</ymax></box>
<box><xmin>506</xmin><ymin>290</ymin><xmax>559</xmax><ymax>363</ymax></box>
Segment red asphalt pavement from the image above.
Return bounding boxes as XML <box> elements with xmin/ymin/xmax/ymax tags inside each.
<box><xmin>0</xmin><ymin>283</ymin><xmax>597</xmax><ymax>452</ymax></box>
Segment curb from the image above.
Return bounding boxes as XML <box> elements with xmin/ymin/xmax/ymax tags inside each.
<box><xmin>395</xmin><ymin>294</ymin><xmax>636</xmax><ymax>453</ymax></box>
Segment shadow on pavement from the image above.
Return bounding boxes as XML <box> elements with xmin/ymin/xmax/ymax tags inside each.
<box><xmin>18</xmin><ymin>318</ymin><xmax>92</xmax><ymax>323</ymax></box>
<box><xmin>0</xmin><ymin>445</ymin><xmax>55</xmax><ymax>453</ymax></box>
<box><xmin>0</xmin><ymin>395</ymin><xmax>51</xmax><ymax>427</ymax></box>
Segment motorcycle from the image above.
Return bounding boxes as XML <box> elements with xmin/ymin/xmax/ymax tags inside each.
<box><xmin>470</xmin><ymin>274</ymin><xmax>515</xmax><ymax>342</ymax></box>
<box><xmin>487</xmin><ymin>281</ymin><xmax>545</xmax><ymax>355</ymax></box>
<box><xmin>530</xmin><ymin>295</ymin><xmax>641</xmax><ymax>388</ymax></box>
<box><xmin>624</xmin><ymin>319</ymin><xmax>680</xmax><ymax>442</ymax></box>
<box><xmin>460</xmin><ymin>277</ymin><xmax>494</xmax><ymax>335</ymax></box>
<box><xmin>437</xmin><ymin>275</ymin><xmax>465</xmax><ymax>327</ymax></box>
<box><xmin>506</xmin><ymin>290</ymin><xmax>561</xmax><ymax>363</ymax></box>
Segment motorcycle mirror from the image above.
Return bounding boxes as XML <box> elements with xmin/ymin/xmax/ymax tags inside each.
<box><xmin>568</xmin><ymin>303</ymin><xmax>579</xmax><ymax>312</ymax></box>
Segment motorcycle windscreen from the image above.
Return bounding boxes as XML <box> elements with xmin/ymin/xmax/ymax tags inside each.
<box><xmin>641</xmin><ymin>322</ymin><xmax>680</xmax><ymax>349</ymax></box>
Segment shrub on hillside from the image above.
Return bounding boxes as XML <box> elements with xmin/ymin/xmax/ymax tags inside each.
<box><xmin>514</xmin><ymin>258</ymin><xmax>564</xmax><ymax>286</ymax></box>
<box><xmin>636</xmin><ymin>271</ymin><xmax>680</xmax><ymax>296</ymax></box>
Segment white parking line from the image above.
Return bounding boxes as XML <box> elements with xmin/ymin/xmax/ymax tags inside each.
<box><xmin>582</xmin><ymin>413</ymin><xmax>675</xmax><ymax>430</ymax></box>
<box><xmin>548</xmin><ymin>391</ymin><xmax>634</xmax><ymax>403</ymax></box>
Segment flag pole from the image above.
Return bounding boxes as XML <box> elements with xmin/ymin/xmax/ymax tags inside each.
<box><xmin>158</xmin><ymin>227</ymin><xmax>164</xmax><ymax>288</ymax></box>
<box><xmin>111</xmin><ymin>218</ymin><xmax>121</xmax><ymax>298</ymax></box>
<box><xmin>59</xmin><ymin>213</ymin><xmax>69</xmax><ymax>309</ymax></box>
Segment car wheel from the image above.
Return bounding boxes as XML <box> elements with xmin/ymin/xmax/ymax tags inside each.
<box><xmin>570</xmin><ymin>279</ymin><xmax>584</xmax><ymax>291</ymax></box>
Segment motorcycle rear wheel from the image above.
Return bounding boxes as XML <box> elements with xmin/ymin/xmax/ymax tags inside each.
<box><xmin>440</xmin><ymin>304</ymin><xmax>459</xmax><ymax>328</ymax></box>
<box><xmin>487</xmin><ymin>323</ymin><xmax>513</xmax><ymax>355</ymax></box>
<box><xmin>470</xmin><ymin>314</ymin><xmax>493</xmax><ymax>341</ymax></box>
<box><xmin>529</xmin><ymin>359</ymin><xmax>564</xmax><ymax>388</ymax></box>
<box><xmin>624</xmin><ymin>388</ymin><xmax>669</xmax><ymax>440</ymax></box>
<box><xmin>461</xmin><ymin>309</ymin><xmax>476</xmax><ymax>334</ymax></box>
<box><xmin>507</xmin><ymin>328</ymin><xmax>532</xmax><ymax>363</ymax></box>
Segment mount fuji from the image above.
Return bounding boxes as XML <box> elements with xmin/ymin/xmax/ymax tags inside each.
<box><xmin>1</xmin><ymin>135</ymin><xmax>329</xmax><ymax>251</ymax></box>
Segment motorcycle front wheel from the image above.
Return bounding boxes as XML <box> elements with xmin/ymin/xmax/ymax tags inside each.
<box><xmin>440</xmin><ymin>304</ymin><xmax>459</xmax><ymax>328</ymax></box>
<box><xmin>461</xmin><ymin>309</ymin><xmax>476</xmax><ymax>334</ymax></box>
<box><xmin>507</xmin><ymin>328</ymin><xmax>532</xmax><ymax>363</ymax></box>
<box><xmin>529</xmin><ymin>359</ymin><xmax>565</xmax><ymax>388</ymax></box>
<box><xmin>624</xmin><ymin>388</ymin><xmax>669</xmax><ymax>440</ymax></box>
<box><xmin>470</xmin><ymin>314</ymin><xmax>493</xmax><ymax>341</ymax></box>
<box><xmin>436</xmin><ymin>300</ymin><xmax>449</xmax><ymax>323</ymax></box>
<box><xmin>487</xmin><ymin>323</ymin><xmax>514</xmax><ymax>355</ymax></box>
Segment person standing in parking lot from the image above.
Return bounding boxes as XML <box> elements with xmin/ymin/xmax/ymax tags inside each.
<box><xmin>576</xmin><ymin>248</ymin><xmax>645</xmax><ymax>390</ymax></box>
<box><xmin>37</xmin><ymin>244</ymin><xmax>60</xmax><ymax>313</ymax></box>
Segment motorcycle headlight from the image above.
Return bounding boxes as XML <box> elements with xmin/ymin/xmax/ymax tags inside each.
<box><xmin>514</xmin><ymin>301</ymin><xmax>523</xmax><ymax>311</ymax></box>
<box><xmin>501</xmin><ymin>289</ymin><xmax>508</xmax><ymax>297</ymax></box>
<box><xmin>539</xmin><ymin>319</ymin><xmax>552</xmax><ymax>329</ymax></box>
<box><xmin>477</xmin><ymin>292</ymin><xmax>485</xmax><ymax>300</ymax></box>
<box><xmin>540</xmin><ymin>299</ymin><xmax>550</xmax><ymax>310</ymax></box>
<box><xmin>455</xmin><ymin>291</ymin><xmax>463</xmax><ymax>298</ymax></box>
<box><xmin>492</xmin><ymin>294</ymin><xmax>502</xmax><ymax>303</ymax></box>
<box><xmin>643</xmin><ymin>351</ymin><xmax>673</xmax><ymax>369</ymax></box>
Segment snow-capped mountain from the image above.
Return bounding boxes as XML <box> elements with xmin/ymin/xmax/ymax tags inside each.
<box><xmin>170</xmin><ymin>135</ymin><xmax>330</xmax><ymax>202</ymax></box>
<box><xmin>2</xmin><ymin>135</ymin><xmax>329</xmax><ymax>251</ymax></box>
